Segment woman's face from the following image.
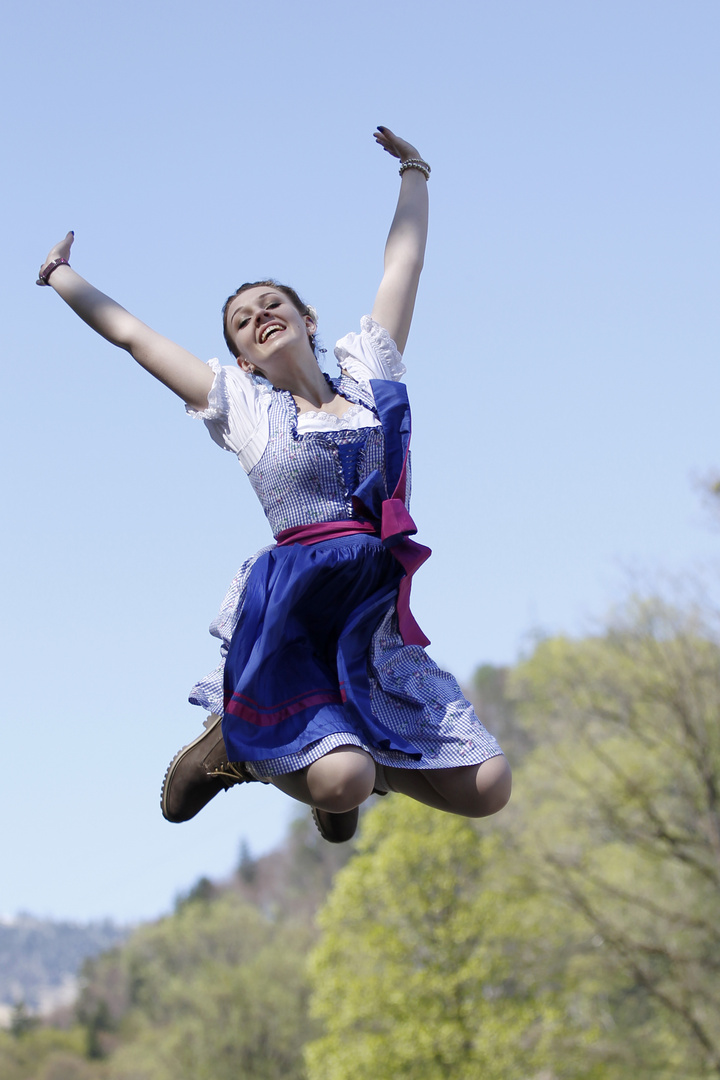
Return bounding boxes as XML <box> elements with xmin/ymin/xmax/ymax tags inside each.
<box><xmin>225</xmin><ymin>286</ymin><xmax>316</xmax><ymax>374</ymax></box>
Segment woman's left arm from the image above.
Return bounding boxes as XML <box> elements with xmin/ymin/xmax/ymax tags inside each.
<box><xmin>370</xmin><ymin>127</ymin><xmax>429</xmax><ymax>354</ymax></box>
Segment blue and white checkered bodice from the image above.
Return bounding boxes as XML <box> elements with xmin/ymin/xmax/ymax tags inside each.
<box><xmin>247</xmin><ymin>376</ymin><xmax>394</xmax><ymax>537</ymax></box>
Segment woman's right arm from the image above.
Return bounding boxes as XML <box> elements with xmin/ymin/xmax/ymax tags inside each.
<box><xmin>39</xmin><ymin>232</ymin><xmax>215</xmax><ymax>411</ymax></box>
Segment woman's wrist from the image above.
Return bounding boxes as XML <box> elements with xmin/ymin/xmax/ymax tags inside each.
<box><xmin>36</xmin><ymin>258</ymin><xmax>71</xmax><ymax>287</ymax></box>
<box><xmin>399</xmin><ymin>158</ymin><xmax>431</xmax><ymax>181</ymax></box>
<box><xmin>38</xmin><ymin>231</ymin><xmax>75</xmax><ymax>286</ymax></box>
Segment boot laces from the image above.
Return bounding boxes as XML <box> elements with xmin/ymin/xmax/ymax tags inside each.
<box><xmin>208</xmin><ymin>761</ymin><xmax>254</xmax><ymax>783</ymax></box>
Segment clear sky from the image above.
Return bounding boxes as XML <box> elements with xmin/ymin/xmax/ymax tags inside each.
<box><xmin>2</xmin><ymin>0</ymin><xmax>719</xmax><ymax>923</ymax></box>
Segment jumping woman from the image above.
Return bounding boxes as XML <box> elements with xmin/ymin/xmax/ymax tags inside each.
<box><xmin>37</xmin><ymin>126</ymin><xmax>511</xmax><ymax>843</ymax></box>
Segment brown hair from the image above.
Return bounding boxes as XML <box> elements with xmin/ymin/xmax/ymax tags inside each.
<box><xmin>222</xmin><ymin>280</ymin><xmax>318</xmax><ymax>359</ymax></box>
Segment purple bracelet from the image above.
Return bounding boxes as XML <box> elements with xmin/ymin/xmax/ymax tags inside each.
<box><xmin>36</xmin><ymin>258</ymin><xmax>70</xmax><ymax>286</ymax></box>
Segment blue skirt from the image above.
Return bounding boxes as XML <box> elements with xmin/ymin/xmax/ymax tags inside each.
<box><xmin>221</xmin><ymin>534</ymin><xmax>422</xmax><ymax>764</ymax></box>
<box><xmin>190</xmin><ymin>541</ymin><xmax>503</xmax><ymax>777</ymax></box>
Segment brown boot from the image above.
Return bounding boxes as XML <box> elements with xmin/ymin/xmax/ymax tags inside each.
<box><xmin>161</xmin><ymin>714</ymin><xmax>255</xmax><ymax>823</ymax></box>
<box><xmin>311</xmin><ymin>806</ymin><xmax>359</xmax><ymax>843</ymax></box>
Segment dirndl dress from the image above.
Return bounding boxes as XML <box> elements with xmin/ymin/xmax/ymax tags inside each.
<box><xmin>187</xmin><ymin>318</ymin><xmax>502</xmax><ymax>778</ymax></box>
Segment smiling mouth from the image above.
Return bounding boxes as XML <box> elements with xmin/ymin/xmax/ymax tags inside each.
<box><xmin>259</xmin><ymin>324</ymin><xmax>284</xmax><ymax>344</ymax></box>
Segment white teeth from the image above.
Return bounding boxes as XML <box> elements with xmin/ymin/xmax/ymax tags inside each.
<box><xmin>259</xmin><ymin>324</ymin><xmax>283</xmax><ymax>344</ymax></box>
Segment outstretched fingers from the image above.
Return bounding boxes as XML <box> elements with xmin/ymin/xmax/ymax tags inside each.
<box><xmin>373</xmin><ymin>126</ymin><xmax>421</xmax><ymax>163</ymax></box>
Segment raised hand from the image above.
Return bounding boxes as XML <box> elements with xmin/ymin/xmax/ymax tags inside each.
<box><xmin>40</xmin><ymin>230</ymin><xmax>75</xmax><ymax>276</ymax></box>
<box><xmin>373</xmin><ymin>126</ymin><xmax>422</xmax><ymax>164</ymax></box>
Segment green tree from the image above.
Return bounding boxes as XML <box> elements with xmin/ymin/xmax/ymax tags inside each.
<box><xmin>509</xmin><ymin>596</ymin><xmax>720</xmax><ymax>1076</ymax></box>
<box><xmin>9</xmin><ymin>1000</ymin><xmax>39</xmax><ymax>1038</ymax></box>
<box><xmin>306</xmin><ymin>797</ymin><xmax>591</xmax><ymax>1080</ymax></box>
<box><xmin>0</xmin><ymin>1027</ymin><xmax>97</xmax><ymax>1080</ymax></box>
<box><xmin>307</xmin><ymin>595</ymin><xmax>720</xmax><ymax>1080</ymax></box>
<box><xmin>96</xmin><ymin>893</ymin><xmax>314</xmax><ymax>1080</ymax></box>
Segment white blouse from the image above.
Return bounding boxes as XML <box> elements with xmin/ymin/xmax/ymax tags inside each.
<box><xmin>187</xmin><ymin>316</ymin><xmax>406</xmax><ymax>473</ymax></box>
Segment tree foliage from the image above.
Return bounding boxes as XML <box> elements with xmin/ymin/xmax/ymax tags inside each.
<box><xmin>85</xmin><ymin>893</ymin><xmax>314</xmax><ymax>1080</ymax></box>
<box><xmin>0</xmin><ymin>1026</ymin><xmax>95</xmax><ymax>1080</ymax></box>
<box><xmin>509</xmin><ymin>596</ymin><xmax>720</xmax><ymax>1075</ymax></box>
<box><xmin>306</xmin><ymin>797</ymin><xmax>604</xmax><ymax>1080</ymax></box>
<box><xmin>307</xmin><ymin>595</ymin><xmax>720</xmax><ymax>1079</ymax></box>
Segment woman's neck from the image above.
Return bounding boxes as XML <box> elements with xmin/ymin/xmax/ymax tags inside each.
<box><xmin>273</xmin><ymin>359</ymin><xmax>334</xmax><ymax>407</ymax></box>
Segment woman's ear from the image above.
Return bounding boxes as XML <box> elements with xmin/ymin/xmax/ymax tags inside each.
<box><xmin>305</xmin><ymin>314</ymin><xmax>317</xmax><ymax>336</ymax></box>
<box><xmin>237</xmin><ymin>356</ymin><xmax>255</xmax><ymax>374</ymax></box>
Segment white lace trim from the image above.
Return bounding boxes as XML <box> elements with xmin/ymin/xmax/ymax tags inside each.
<box><xmin>185</xmin><ymin>358</ymin><xmax>225</xmax><ymax>421</ymax></box>
<box><xmin>360</xmin><ymin>315</ymin><xmax>407</xmax><ymax>379</ymax></box>
<box><xmin>334</xmin><ymin>316</ymin><xmax>406</xmax><ymax>382</ymax></box>
<box><xmin>296</xmin><ymin>401</ymin><xmax>380</xmax><ymax>432</ymax></box>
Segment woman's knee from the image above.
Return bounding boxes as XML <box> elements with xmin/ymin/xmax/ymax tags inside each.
<box><xmin>428</xmin><ymin>755</ymin><xmax>512</xmax><ymax>818</ymax></box>
<box><xmin>306</xmin><ymin>747</ymin><xmax>376</xmax><ymax>813</ymax></box>
<box><xmin>471</xmin><ymin>755</ymin><xmax>512</xmax><ymax>817</ymax></box>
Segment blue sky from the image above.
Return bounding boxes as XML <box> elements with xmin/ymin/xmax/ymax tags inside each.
<box><xmin>2</xmin><ymin>0</ymin><xmax>719</xmax><ymax>923</ymax></box>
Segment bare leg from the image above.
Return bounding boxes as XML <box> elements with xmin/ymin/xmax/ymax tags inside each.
<box><xmin>268</xmin><ymin>748</ymin><xmax>511</xmax><ymax>819</ymax></box>
<box><xmin>384</xmin><ymin>754</ymin><xmax>512</xmax><ymax>818</ymax></box>
<box><xmin>268</xmin><ymin>746</ymin><xmax>376</xmax><ymax>813</ymax></box>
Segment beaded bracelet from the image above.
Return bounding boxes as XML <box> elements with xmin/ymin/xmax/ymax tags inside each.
<box><xmin>399</xmin><ymin>158</ymin><xmax>431</xmax><ymax>181</ymax></box>
<box><xmin>36</xmin><ymin>258</ymin><xmax>70</xmax><ymax>286</ymax></box>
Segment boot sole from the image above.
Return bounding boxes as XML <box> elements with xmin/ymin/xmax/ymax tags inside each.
<box><xmin>311</xmin><ymin>806</ymin><xmax>359</xmax><ymax>844</ymax></box>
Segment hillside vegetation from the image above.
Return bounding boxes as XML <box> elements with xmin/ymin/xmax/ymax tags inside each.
<box><xmin>2</xmin><ymin>589</ymin><xmax>719</xmax><ymax>1079</ymax></box>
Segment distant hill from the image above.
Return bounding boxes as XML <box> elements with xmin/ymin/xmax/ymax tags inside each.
<box><xmin>0</xmin><ymin>915</ymin><xmax>129</xmax><ymax>1017</ymax></box>
<box><xmin>0</xmin><ymin>810</ymin><xmax>351</xmax><ymax>1028</ymax></box>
